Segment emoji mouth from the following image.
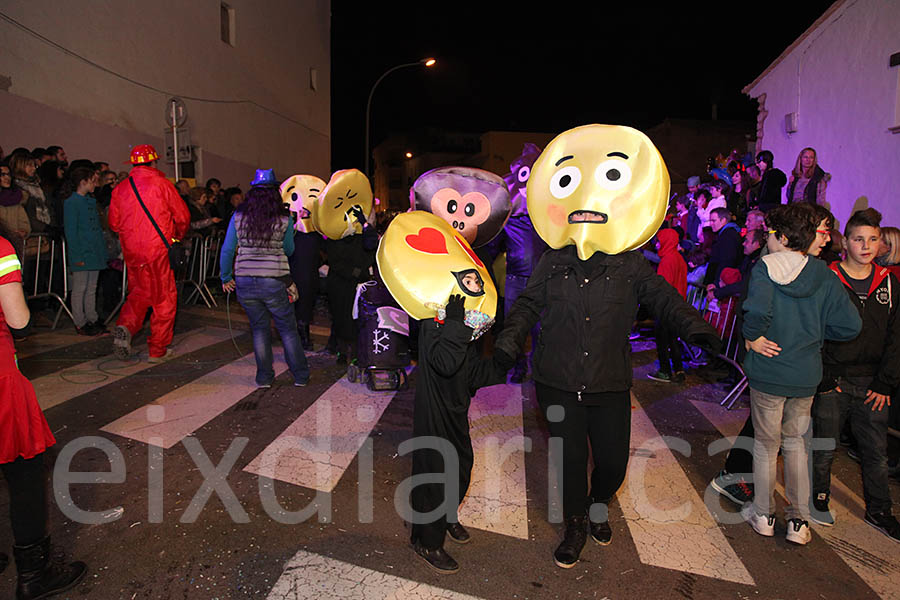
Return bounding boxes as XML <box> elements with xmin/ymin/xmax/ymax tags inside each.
<box><xmin>297</xmin><ymin>207</ymin><xmax>311</xmax><ymax>219</ymax></box>
<box><xmin>568</xmin><ymin>210</ymin><xmax>608</xmax><ymax>224</ymax></box>
<box><xmin>342</xmin><ymin>204</ymin><xmax>363</xmax><ymax>221</ymax></box>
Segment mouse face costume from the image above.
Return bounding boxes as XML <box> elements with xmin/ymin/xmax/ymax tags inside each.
<box><xmin>410</xmin><ymin>166</ymin><xmax>511</xmax><ymax>248</ymax></box>
<box><xmin>526</xmin><ymin>124</ymin><xmax>670</xmax><ymax>260</ymax></box>
<box><xmin>377</xmin><ymin>211</ymin><xmax>497</xmax><ymax>340</ymax></box>
<box><xmin>280</xmin><ymin>174</ymin><xmax>326</xmax><ymax>234</ymax></box>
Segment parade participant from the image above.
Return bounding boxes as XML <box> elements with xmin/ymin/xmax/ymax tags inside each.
<box><xmin>108</xmin><ymin>144</ymin><xmax>190</xmax><ymax>362</ymax></box>
<box><xmin>0</xmin><ymin>229</ymin><xmax>87</xmax><ymax>599</ymax></box>
<box><xmin>740</xmin><ymin>203</ymin><xmax>860</xmax><ymax>546</ymax></box>
<box><xmin>493</xmin><ymin>125</ymin><xmax>722</xmax><ymax>568</ymax></box>
<box><xmin>281</xmin><ymin>174</ymin><xmax>326</xmax><ymax>350</ymax></box>
<box><xmin>314</xmin><ymin>169</ymin><xmax>377</xmax><ymax>365</ymax></box>
<box><xmin>502</xmin><ymin>144</ymin><xmax>548</xmax><ymax>381</ymax></box>
<box><xmin>378</xmin><ymin>210</ymin><xmax>505</xmax><ymax>574</ymax></box>
<box><xmin>811</xmin><ymin>208</ymin><xmax>900</xmax><ymax>541</ymax></box>
<box><xmin>220</xmin><ymin>170</ymin><xmax>308</xmax><ymax>387</ymax></box>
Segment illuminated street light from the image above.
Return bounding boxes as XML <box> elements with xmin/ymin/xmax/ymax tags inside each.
<box><xmin>364</xmin><ymin>58</ymin><xmax>436</xmax><ymax>178</ymax></box>
<box><xmin>405</xmin><ymin>151</ymin><xmax>413</xmax><ymax>158</ymax></box>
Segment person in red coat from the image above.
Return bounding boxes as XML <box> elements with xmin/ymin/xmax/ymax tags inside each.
<box><xmin>0</xmin><ymin>232</ymin><xmax>87</xmax><ymax>598</ymax></box>
<box><xmin>648</xmin><ymin>227</ymin><xmax>688</xmax><ymax>382</ymax></box>
<box><xmin>108</xmin><ymin>145</ymin><xmax>190</xmax><ymax>361</ymax></box>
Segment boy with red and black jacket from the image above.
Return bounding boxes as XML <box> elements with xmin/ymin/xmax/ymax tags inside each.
<box><xmin>648</xmin><ymin>228</ymin><xmax>688</xmax><ymax>383</ymax></box>
<box><xmin>811</xmin><ymin>208</ymin><xmax>900</xmax><ymax>541</ymax></box>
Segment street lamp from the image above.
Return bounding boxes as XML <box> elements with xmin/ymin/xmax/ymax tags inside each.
<box><xmin>364</xmin><ymin>57</ymin><xmax>436</xmax><ymax>178</ymax></box>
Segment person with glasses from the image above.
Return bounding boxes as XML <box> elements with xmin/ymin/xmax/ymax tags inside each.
<box><xmin>754</xmin><ymin>150</ymin><xmax>787</xmax><ymax>213</ymax></box>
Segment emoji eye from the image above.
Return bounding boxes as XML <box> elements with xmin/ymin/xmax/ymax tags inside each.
<box><xmin>464</xmin><ymin>203</ymin><xmax>475</xmax><ymax>217</ymax></box>
<box><xmin>517</xmin><ymin>166</ymin><xmax>530</xmax><ymax>183</ymax></box>
<box><xmin>447</xmin><ymin>199</ymin><xmax>458</xmax><ymax>214</ymax></box>
<box><xmin>549</xmin><ymin>166</ymin><xmax>582</xmax><ymax>199</ymax></box>
<box><xmin>291</xmin><ymin>192</ymin><xmax>298</xmax><ymax>202</ymax></box>
<box><xmin>594</xmin><ymin>160</ymin><xmax>632</xmax><ymax>190</ymax></box>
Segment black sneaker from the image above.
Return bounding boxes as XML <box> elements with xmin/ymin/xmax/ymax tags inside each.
<box><xmin>847</xmin><ymin>447</ymin><xmax>861</xmax><ymax>463</ymax></box>
<box><xmin>553</xmin><ymin>515</ymin><xmax>588</xmax><ymax>568</ymax></box>
<box><xmin>647</xmin><ymin>370</ymin><xmax>673</xmax><ymax>383</ymax></box>
<box><xmin>710</xmin><ymin>470</ymin><xmax>754</xmax><ymax>505</ymax></box>
<box><xmin>864</xmin><ymin>511</ymin><xmax>900</xmax><ymax>543</ymax></box>
<box><xmin>810</xmin><ymin>492</ymin><xmax>835</xmax><ymax>527</ymax></box>
<box><xmin>446</xmin><ymin>522</ymin><xmax>470</xmax><ymax>544</ymax></box>
<box><xmin>590</xmin><ymin>520</ymin><xmax>612</xmax><ymax>546</ymax></box>
<box><xmin>412</xmin><ymin>542</ymin><xmax>459</xmax><ymax>574</ymax></box>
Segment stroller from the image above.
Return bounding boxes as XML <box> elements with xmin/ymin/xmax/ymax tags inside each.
<box><xmin>348</xmin><ymin>275</ymin><xmax>410</xmax><ymax>391</ymax></box>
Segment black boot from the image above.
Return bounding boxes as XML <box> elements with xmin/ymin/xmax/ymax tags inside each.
<box><xmin>412</xmin><ymin>541</ymin><xmax>459</xmax><ymax>574</ymax></box>
<box><xmin>297</xmin><ymin>321</ymin><xmax>312</xmax><ymax>350</ymax></box>
<box><xmin>553</xmin><ymin>515</ymin><xmax>588</xmax><ymax>568</ymax></box>
<box><xmin>1</xmin><ymin>551</ymin><xmax>7</xmax><ymax>574</ymax></box>
<box><xmin>13</xmin><ymin>536</ymin><xmax>87</xmax><ymax>600</ymax></box>
<box><xmin>590</xmin><ymin>520</ymin><xmax>612</xmax><ymax>545</ymax></box>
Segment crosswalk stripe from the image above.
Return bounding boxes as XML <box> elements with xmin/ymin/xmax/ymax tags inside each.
<box><xmin>101</xmin><ymin>350</ymin><xmax>289</xmax><ymax>448</ymax></box>
<box><xmin>689</xmin><ymin>398</ymin><xmax>900</xmax><ymax>600</ymax></box>
<box><xmin>266</xmin><ymin>550</ymin><xmax>483</xmax><ymax>599</ymax></box>
<box><xmin>32</xmin><ymin>327</ymin><xmax>233</xmax><ymax>411</ymax></box>
<box><xmin>458</xmin><ymin>383</ymin><xmax>529</xmax><ymax>540</ymax></box>
<box><xmin>14</xmin><ymin>330</ymin><xmax>85</xmax><ymax>360</ymax></box>
<box><xmin>243</xmin><ymin>371</ymin><xmax>410</xmax><ymax>492</ymax></box>
<box><xmin>621</xmin><ymin>393</ymin><xmax>755</xmax><ymax>585</ymax></box>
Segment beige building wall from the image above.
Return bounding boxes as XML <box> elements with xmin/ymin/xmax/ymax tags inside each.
<box><xmin>0</xmin><ymin>0</ymin><xmax>330</xmax><ymax>187</ymax></box>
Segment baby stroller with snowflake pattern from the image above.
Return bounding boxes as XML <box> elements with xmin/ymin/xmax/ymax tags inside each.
<box><xmin>347</xmin><ymin>276</ymin><xmax>410</xmax><ymax>391</ymax></box>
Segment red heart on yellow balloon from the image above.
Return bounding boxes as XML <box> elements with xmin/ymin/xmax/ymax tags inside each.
<box><xmin>405</xmin><ymin>227</ymin><xmax>448</xmax><ymax>254</ymax></box>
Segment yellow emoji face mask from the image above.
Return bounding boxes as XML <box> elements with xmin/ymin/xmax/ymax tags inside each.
<box><xmin>526</xmin><ymin>124</ymin><xmax>669</xmax><ymax>259</ymax></box>
<box><xmin>313</xmin><ymin>169</ymin><xmax>374</xmax><ymax>239</ymax></box>
<box><xmin>377</xmin><ymin>211</ymin><xmax>497</xmax><ymax>339</ymax></box>
<box><xmin>280</xmin><ymin>174</ymin><xmax>326</xmax><ymax>234</ymax></box>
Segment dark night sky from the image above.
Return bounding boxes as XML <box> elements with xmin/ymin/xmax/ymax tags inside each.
<box><xmin>330</xmin><ymin>2</ymin><xmax>836</xmax><ymax>172</ymax></box>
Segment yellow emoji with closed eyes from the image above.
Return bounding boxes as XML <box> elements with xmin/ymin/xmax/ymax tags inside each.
<box><xmin>314</xmin><ymin>169</ymin><xmax>374</xmax><ymax>239</ymax></box>
<box><xmin>526</xmin><ymin>124</ymin><xmax>670</xmax><ymax>259</ymax></box>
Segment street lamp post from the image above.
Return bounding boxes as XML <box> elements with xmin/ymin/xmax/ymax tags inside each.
<box><xmin>364</xmin><ymin>58</ymin><xmax>435</xmax><ymax>179</ymax></box>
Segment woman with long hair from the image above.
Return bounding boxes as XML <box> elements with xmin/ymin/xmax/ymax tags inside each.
<box><xmin>727</xmin><ymin>169</ymin><xmax>750</xmax><ymax>223</ymax></box>
<box><xmin>9</xmin><ymin>153</ymin><xmax>55</xmax><ymax>236</ymax></box>
<box><xmin>0</xmin><ymin>164</ymin><xmax>31</xmax><ymax>257</ymax></box>
<box><xmin>787</xmin><ymin>147</ymin><xmax>830</xmax><ymax>205</ymax></box>
<box><xmin>219</xmin><ymin>179</ymin><xmax>309</xmax><ymax>387</ymax></box>
<box><xmin>876</xmin><ymin>225</ymin><xmax>900</xmax><ymax>275</ymax></box>
<box><xmin>0</xmin><ymin>221</ymin><xmax>87</xmax><ymax>598</ymax></box>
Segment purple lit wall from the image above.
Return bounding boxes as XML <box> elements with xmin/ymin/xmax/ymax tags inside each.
<box><xmin>744</xmin><ymin>0</ymin><xmax>900</xmax><ymax>228</ymax></box>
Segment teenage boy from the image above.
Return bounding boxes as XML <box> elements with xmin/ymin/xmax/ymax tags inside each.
<box><xmin>811</xmin><ymin>208</ymin><xmax>900</xmax><ymax>541</ymax></box>
<box><xmin>740</xmin><ymin>203</ymin><xmax>860</xmax><ymax>545</ymax></box>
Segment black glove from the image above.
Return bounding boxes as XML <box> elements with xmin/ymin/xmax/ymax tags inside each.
<box><xmin>690</xmin><ymin>332</ymin><xmax>723</xmax><ymax>357</ymax></box>
<box><xmin>350</xmin><ymin>205</ymin><xmax>367</xmax><ymax>226</ymax></box>
<box><xmin>445</xmin><ymin>294</ymin><xmax>466</xmax><ymax>323</ymax></box>
<box><xmin>492</xmin><ymin>347</ymin><xmax>516</xmax><ymax>372</ymax></box>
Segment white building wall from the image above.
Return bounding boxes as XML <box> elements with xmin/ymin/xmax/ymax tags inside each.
<box><xmin>745</xmin><ymin>0</ymin><xmax>900</xmax><ymax>228</ymax></box>
<box><xmin>0</xmin><ymin>0</ymin><xmax>330</xmax><ymax>186</ymax></box>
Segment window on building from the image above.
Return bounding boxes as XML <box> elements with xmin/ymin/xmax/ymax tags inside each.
<box><xmin>220</xmin><ymin>3</ymin><xmax>235</xmax><ymax>46</ymax></box>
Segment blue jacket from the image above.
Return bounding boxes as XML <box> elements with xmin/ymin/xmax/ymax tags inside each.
<box><xmin>742</xmin><ymin>252</ymin><xmax>861</xmax><ymax>397</ymax></box>
<box><xmin>64</xmin><ymin>193</ymin><xmax>108</xmax><ymax>271</ymax></box>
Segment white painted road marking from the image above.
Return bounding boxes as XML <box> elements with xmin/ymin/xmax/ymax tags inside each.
<box><xmin>265</xmin><ymin>550</ymin><xmax>484</xmax><ymax>600</ymax></box>
<box><xmin>458</xmin><ymin>383</ymin><xmax>529</xmax><ymax>540</ymax></box>
<box><xmin>101</xmin><ymin>350</ymin><xmax>288</xmax><ymax>448</ymax></box>
<box><xmin>33</xmin><ymin>327</ymin><xmax>233</xmax><ymax>410</ymax></box>
<box><xmin>244</xmin><ymin>372</ymin><xmax>409</xmax><ymax>492</ymax></box>
<box><xmin>621</xmin><ymin>394</ymin><xmax>755</xmax><ymax>585</ymax></box>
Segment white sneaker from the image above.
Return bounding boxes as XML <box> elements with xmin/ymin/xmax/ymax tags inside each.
<box><xmin>786</xmin><ymin>518</ymin><xmax>811</xmax><ymax>545</ymax></box>
<box><xmin>741</xmin><ymin>503</ymin><xmax>776</xmax><ymax>537</ymax></box>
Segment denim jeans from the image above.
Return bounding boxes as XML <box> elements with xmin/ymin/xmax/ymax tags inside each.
<box><xmin>236</xmin><ymin>276</ymin><xmax>309</xmax><ymax>386</ymax></box>
<box><xmin>750</xmin><ymin>388</ymin><xmax>813</xmax><ymax>520</ymax></box>
<box><xmin>812</xmin><ymin>376</ymin><xmax>892</xmax><ymax>514</ymax></box>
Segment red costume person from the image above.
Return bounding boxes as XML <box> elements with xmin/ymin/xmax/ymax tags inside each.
<box><xmin>108</xmin><ymin>144</ymin><xmax>190</xmax><ymax>360</ymax></box>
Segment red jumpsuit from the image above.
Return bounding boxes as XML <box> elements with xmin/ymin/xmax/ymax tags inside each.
<box><xmin>109</xmin><ymin>166</ymin><xmax>190</xmax><ymax>358</ymax></box>
<box><xmin>0</xmin><ymin>237</ymin><xmax>55</xmax><ymax>464</ymax></box>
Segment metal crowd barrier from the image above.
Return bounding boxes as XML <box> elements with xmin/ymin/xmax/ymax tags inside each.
<box><xmin>182</xmin><ymin>230</ymin><xmax>224</xmax><ymax>308</ymax></box>
<box><xmin>21</xmin><ymin>232</ymin><xmax>75</xmax><ymax>328</ymax></box>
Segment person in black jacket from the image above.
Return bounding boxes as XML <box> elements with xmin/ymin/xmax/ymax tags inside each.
<box><xmin>754</xmin><ymin>150</ymin><xmax>787</xmax><ymax>213</ymax></box>
<box><xmin>492</xmin><ymin>124</ymin><xmax>722</xmax><ymax>569</ymax></box>
<box><xmin>703</xmin><ymin>208</ymin><xmax>743</xmax><ymax>287</ymax></box>
<box><xmin>810</xmin><ymin>208</ymin><xmax>900</xmax><ymax>541</ymax></box>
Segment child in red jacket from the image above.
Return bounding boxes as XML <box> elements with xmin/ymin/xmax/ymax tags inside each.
<box><xmin>649</xmin><ymin>228</ymin><xmax>688</xmax><ymax>382</ymax></box>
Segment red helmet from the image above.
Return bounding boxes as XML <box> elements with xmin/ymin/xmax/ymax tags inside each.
<box><xmin>127</xmin><ymin>144</ymin><xmax>159</xmax><ymax>165</ymax></box>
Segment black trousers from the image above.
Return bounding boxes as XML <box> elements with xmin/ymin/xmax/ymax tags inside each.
<box><xmin>654</xmin><ymin>322</ymin><xmax>683</xmax><ymax>375</ymax></box>
<box><xmin>536</xmin><ymin>383</ymin><xmax>631</xmax><ymax>519</ymax></box>
<box><xmin>1</xmin><ymin>454</ymin><xmax>48</xmax><ymax>546</ymax></box>
<box><xmin>724</xmin><ymin>415</ymin><xmax>754</xmax><ymax>476</ymax></box>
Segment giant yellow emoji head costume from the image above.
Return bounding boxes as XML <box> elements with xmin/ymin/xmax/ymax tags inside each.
<box><xmin>377</xmin><ymin>211</ymin><xmax>496</xmax><ymax>340</ymax></box>
<box><xmin>280</xmin><ymin>174</ymin><xmax>326</xmax><ymax>234</ymax></box>
<box><xmin>526</xmin><ymin>124</ymin><xmax>669</xmax><ymax>259</ymax></box>
<box><xmin>313</xmin><ymin>169</ymin><xmax>374</xmax><ymax>239</ymax></box>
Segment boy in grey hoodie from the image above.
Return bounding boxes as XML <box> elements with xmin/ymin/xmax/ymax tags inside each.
<box><xmin>740</xmin><ymin>203</ymin><xmax>861</xmax><ymax>545</ymax></box>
